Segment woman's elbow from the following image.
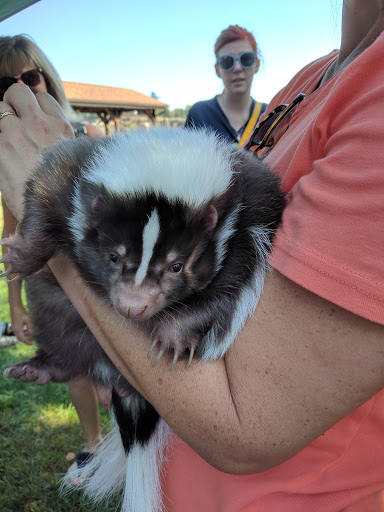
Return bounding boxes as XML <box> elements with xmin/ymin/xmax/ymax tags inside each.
<box><xmin>201</xmin><ymin>441</ymin><xmax>293</xmax><ymax>475</ymax></box>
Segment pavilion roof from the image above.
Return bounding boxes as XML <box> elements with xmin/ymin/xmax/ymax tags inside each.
<box><xmin>63</xmin><ymin>81</ymin><xmax>168</xmax><ymax>111</ymax></box>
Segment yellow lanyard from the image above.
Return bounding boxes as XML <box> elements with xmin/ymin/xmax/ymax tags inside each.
<box><xmin>238</xmin><ymin>101</ymin><xmax>263</xmax><ymax>147</ymax></box>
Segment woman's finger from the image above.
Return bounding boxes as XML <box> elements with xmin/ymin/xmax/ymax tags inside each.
<box><xmin>35</xmin><ymin>90</ymin><xmax>68</xmax><ymax>118</ymax></box>
<box><xmin>3</xmin><ymin>83</ymin><xmax>68</xmax><ymax>121</ymax></box>
<box><xmin>35</xmin><ymin>91</ymin><xmax>74</xmax><ymax>139</ymax></box>
<box><xmin>2</xmin><ymin>83</ymin><xmax>39</xmax><ymax>118</ymax></box>
<box><xmin>3</xmin><ymin>84</ymin><xmax>73</xmax><ymax>139</ymax></box>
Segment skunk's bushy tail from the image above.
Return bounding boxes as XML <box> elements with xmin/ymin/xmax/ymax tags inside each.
<box><xmin>61</xmin><ymin>394</ymin><xmax>173</xmax><ymax>512</ymax></box>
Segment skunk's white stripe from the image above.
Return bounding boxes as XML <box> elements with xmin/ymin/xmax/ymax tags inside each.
<box><xmin>201</xmin><ymin>226</ymin><xmax>272</xmax><ymax>361</ymax></box>
<box><xmin>201</xmin><ymin>269</ymin><xmax>267</xmax><ymax>360</ymax></box>
<box><xmin>214</xmin><ymin>205</ymin><xmax>242</xmax><ymax>273</ymax></box>
<box><xmin>69</xmin><ymin>128</ymin><xmax>240</xmax><ymax>248</ymax></box>
<box><xmin>68</xmin><ymin>182</ymin><xmax>86</xmax><ymax>244</ymax></box>
<box><xmin>85</xmin><ymin>128</ymin><xmax>239</xmax><ymax>208</ymax></box>
<box><xmin>135</xmin><ymin>209</ymin><xmax>160</xmax><ymax>286</ymax></box>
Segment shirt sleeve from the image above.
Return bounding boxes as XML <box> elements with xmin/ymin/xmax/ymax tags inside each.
<box><xmin>269</xmin><ymin>69</ymin><xmax>384</xmax><ymax>325</ymax></box>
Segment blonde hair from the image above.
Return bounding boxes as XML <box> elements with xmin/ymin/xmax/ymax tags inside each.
<box><xmin>0</xmin><ymin>34</ymin><xmax>75</xmax><ymax>118</ymax></box>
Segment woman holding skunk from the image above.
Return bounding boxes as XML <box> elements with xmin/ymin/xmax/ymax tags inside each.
<box><xmin>1</xmin><ymin>0</ymin><xmax>384</xmax><ymax>510</ymax></box>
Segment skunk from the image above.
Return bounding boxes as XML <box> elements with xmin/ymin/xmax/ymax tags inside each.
<box><xmin>2</xmin><ymin>127</ymin><xmax>285</xmax><ymax>512</ymax></box>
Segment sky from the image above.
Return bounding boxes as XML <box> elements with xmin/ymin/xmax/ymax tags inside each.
<box><xmin>0</xmin><ymin>0</ymin><xmax>343</xmax><ymax>110</ymax></box>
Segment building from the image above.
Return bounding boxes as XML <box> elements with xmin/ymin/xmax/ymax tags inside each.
<box><xmin>63</xmin><ymin>81</ymin><xmax>168</xmax><ymax>133</ymax></box>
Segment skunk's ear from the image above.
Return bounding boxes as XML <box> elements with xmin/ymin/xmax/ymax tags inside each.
<box><xmin>206</xmin><ymin>204</ymin><xmax>218</xmax><ymax>232</ymax></box>
<box><xmin>91</xmin><ymin>194</ymin><xmax>103</xmax><ymax>219</ymax></box>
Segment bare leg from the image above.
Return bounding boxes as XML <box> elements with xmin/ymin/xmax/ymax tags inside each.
<box><xmin>68</xmin><ymin>376</ymin><xmax>102</xmax><ymax>451</ymax></box>
<box><xmin>66</xmin><ymin>376</ymin><xmax>103</xmax><ymax>486</ymax></box>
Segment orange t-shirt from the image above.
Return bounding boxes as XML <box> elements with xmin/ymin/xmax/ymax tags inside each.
<box><xmin>162</xmin><ymin>32</ymin><xmax>384</xmax><ymax>511</ymax></box>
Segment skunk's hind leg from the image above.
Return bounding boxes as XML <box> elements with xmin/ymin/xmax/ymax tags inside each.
<box><xmin>3</xmin><ymin>350</ymin><xmax>75</xmax><ymax>385</ymax></box>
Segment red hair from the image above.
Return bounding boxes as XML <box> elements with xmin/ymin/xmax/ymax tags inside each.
<box><xmin>214</xmin><ymin>25</ymin><xmax>257</xmax><ymax>56</ymax></box>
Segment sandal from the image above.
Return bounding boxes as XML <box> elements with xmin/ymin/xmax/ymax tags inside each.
<box><xmin>67</xmin><ymin>451</ymin><xmax>95</xmax><ymax>486</ymax></box>
<box><xmin>0</xmin><ymin>322</ymin><xmax>14</xmax><ymax>336</ymax></box>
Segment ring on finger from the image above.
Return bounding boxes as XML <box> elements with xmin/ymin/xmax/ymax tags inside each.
<box><xmin>0</xmin><ymin>110</ymin><xmax>15</xmax><ymax>120</ymax></box>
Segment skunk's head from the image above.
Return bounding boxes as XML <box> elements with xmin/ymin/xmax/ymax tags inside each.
<box><xmin>68</xmin><ymin>127</ymin><xmax>238</xmax><ymax>320</ymax></box>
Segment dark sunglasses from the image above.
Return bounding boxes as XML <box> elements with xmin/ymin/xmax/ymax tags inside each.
<box><xmin>0</xmin><ymin>68</ymin><xmax>43</xmax><ymax>96</ymax></box>
<box><xmin>217</xmin><ymin>51</ymin><xmax>257</xmax><ymax>71</ymax></box>
<box><xmin>244</xmin><ymin>93</ymin><xmax>305</xmax><ymax>155</ymax></box>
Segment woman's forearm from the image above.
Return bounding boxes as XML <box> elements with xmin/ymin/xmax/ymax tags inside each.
<box><xmin>47</xmin><ymin>256</ymin><xmax>256</xmax><ymax>474</ymax></box>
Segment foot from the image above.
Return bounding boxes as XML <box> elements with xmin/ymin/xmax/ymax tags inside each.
<box><xmin>66</xmin><ymin>451</ymin><xmax>95</xmax><ymax>487</ymax></box>
<box><xmin>3</xmin><ymin>361</ymin><xmax>52</xmax><ymax>385</ymax></box>
<box><xmin>0</xmin><ymin>235</ymin><xmax>48</xmax><ymax>278</ymax></box>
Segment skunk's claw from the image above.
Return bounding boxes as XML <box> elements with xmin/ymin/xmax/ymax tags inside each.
<box><xmin>147</xmin><ymin>338</ymin><xmax>158</xmax><ymax>360</ymax></box>
<box><xmin>186</xmin><ymin>346</ymin><xmax>195</xmax><ymax>368</ymax></box>
<box><xmin>3</xmin><ymin>366</ymin><xmax>12</xmax><ymax>378</ymax></box>
<box><xmin>2</xmin><ymin>363</ymin><xmax>28</xmax><ymax>379</ymax></box>
<box><xmin>7</xmin><ymin>273</ymin><xmax>21</xmax><ymax>283</ymax></box>
<box><xmin>3</xmin><ymin>362</ymin><xmax>52</xmax><ymax>384</ymax></box>
<box><xmin>0</xmin><ymin>269</ymin><xmax>11</xmax><ymax>279</ymax></box>
<box><xmin>169</xmin><ymin>351</ymin><xmax>180</xmax><ymax>372</ymax></box>
<box><xmin>152</xmin><ymin>348</ymin><xmax>164</xmax><ymax>368</ymax></box>
<box><xmin>149</xmin><ymin>322</ymin><xmax>200</xmax><ymax>369</ymax></box>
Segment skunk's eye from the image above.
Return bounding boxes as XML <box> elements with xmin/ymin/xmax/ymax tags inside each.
<box><xmin>110</xmin><ymin>254</ymin><xmax>119</xmax><ymax>263</ymax></box>
<box><xmin>170</xmin><ymin>263</ymin><xmax>183</xmax><ymax>273</ymax></box>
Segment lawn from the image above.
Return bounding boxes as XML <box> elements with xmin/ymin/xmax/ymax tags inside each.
<box><xmin>0</xmin><ymin>202</ymin><xmax>121</xmax><ymax>511</ymax></box>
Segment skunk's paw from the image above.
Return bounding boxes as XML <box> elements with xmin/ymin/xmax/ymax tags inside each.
<box><xmin>0</xmin><ymin>235</ymin><xmax>33</xmax><ymax>279</ymax></box>
<box><xmin>147</xmin><ymin>321</ymin><xmax>200</xmax><ymax>371</ymax></box>
<box><xmin>3</xmin><ymin>361</ymin><xmax>52</xmax><ymax>385</ymax></box>
<box><xmin>94</xmin><ymin>382</ymin><xmax>133</xmax><ymax>410</ymax></box>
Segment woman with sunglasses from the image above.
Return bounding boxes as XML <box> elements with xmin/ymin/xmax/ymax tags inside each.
<box><xmin>0</xmin><ymin>34</ymin><xmax>103</xmax><ymax>484</ymax></box>
<box><xmin>1</xmin><ymin>0</ymin><xmax>384</xmax><ymax>509</ymax></box>
<box><xmin>185</xmin><ymin>25</ymin><xmax>267</xmax><ymax>145</ymax></box>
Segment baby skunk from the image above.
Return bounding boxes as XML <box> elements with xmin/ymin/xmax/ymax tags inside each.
<box><xmin>2</xmin><ymin>127</ymin><xmax>285</xmax><ymax>512</ymax></box>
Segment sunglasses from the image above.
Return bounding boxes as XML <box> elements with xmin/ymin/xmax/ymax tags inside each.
<box><xmin>0</xmin><ymin>68</ymin><xmax>43</xmax><ymax>97</ymax></box>
<box><xmin>217</xmin><ymin>51</ymin><xmax>257</xmax><ymax>71</ymax></box>
<box><xmin>244</xmin><ymin>93</ymin><xmax>305</xmax><ymax>155</ymax></box>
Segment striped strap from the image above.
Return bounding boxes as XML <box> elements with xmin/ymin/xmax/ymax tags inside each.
<box><xmin>238</xmin><ymin>101</ymin><xmax>263</xmax><ymax>147</ymax></box>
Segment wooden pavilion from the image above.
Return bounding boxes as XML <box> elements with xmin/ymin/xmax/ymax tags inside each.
<box><xmin>63</xmin><ymin>81</ymin><xmax>168</xmax><ymax>134</ymax></box>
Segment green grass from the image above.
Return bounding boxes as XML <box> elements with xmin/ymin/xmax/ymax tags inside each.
<box><xmin>0</xmin><ymin>205</ymin><xmax>121</xmax><ymax>511</ymax></box>
<box><xmin>0</xmin><ymin>343</ymin><xmax>121</xmax><ymax>511</ymax></box>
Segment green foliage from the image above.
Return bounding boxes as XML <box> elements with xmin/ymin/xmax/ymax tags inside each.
<box><xmin>160</xmin><ymin>105</ymin><xmax>191</xmax><ymax>119</ymax></box>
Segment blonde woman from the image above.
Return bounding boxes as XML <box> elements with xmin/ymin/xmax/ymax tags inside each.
<box><xmin>0</xmin><ymin>34</ymin><xmax>103</xmax><ymax>483</ymax></box>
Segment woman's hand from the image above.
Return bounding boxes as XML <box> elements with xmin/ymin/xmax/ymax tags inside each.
<box><xmin>0</xmin><ymin>83</ymin><xmax>74</xmax><ymax>219</ymax></box>
<box><xmin>9</xmin><ymin>303</ymin><xmax>32</xmax><ymax>345</ymax></box>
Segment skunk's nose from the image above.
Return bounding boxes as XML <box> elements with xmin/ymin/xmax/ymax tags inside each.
<box><xmin>127</xmin><ymin>305</ymin><xmax>148</xmax><ymax>319</ymax></box>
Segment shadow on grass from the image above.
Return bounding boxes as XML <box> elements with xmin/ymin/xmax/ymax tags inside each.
<box><xmin>0</xmin><ymin>343</ymin><xmax>121</xmax><ymax>512</ymax></box>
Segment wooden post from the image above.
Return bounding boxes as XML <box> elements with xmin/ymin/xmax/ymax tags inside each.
<box><xmin>143</xmin><ymin>109</ymin><xmax>156</xmax><ymax>124</ymax></box>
